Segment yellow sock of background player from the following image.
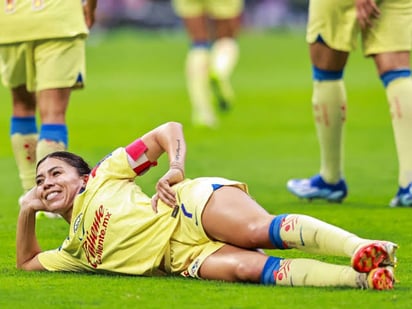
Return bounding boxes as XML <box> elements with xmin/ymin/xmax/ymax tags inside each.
<box><xmin>10</xmin><ymin>116</ymin><xmax>38</xmax><ymax>192</ymax></box>
<box><xmin>312</xmin><ymin>77</ymin><xmax>347</xmax><ymax>184</ymax></box>
<box><xmin>385</xmin><ymin>75</ymin><xmax>412</xmax><ymax>188</ymax></box>
<box><xmin>35</xmin><ymin>124</ymin><xmax>67</xmax><ymax>219</ymax></box>
<box><xmin>185</xmin><ymin>45</ymin><xmax>216</xmax><ymax>128</ymax></box>
<box><xmin>210</xmin><ymin>37</ymin><xmax>239</xmax><ymax>110</ymax></box>
<box><xmin>36</xmin><ymin>123</ymin><xmax>67</xmax><ymax>162</ymax></box>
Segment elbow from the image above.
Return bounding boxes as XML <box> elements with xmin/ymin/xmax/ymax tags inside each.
<box><xmin>165</xmin><ymin>121</ymin><xmax>183</xmax><ymax>130</ymax></box>
<box><xmin>16</xmin><ymin>254</ymin><xmax>44</xmax><ymax>271</ymax></box>
<box><xmin>16</xmin><ymin>262</ymin><xmax>30</xmax><ymax>271</ymax></box>
<box><xmin>16</xmin><ymin>262</ymin><xmax>44</xmax><ymax>271</ymax></box>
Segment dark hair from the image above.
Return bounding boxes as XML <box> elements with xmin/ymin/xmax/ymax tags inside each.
<box><xmin>36</xmin><ymin>151</ymin><xmax>91</xmax><ymax>176</ymax></box>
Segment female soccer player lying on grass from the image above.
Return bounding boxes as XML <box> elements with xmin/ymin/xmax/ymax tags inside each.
<box><xmin>17</xmin><ymin>122</ymin><xmax>397</xmax><ymax>290</ymax></box>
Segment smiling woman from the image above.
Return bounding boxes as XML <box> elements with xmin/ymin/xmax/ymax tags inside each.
<box><xmin>34</xmin><ymin>155</ymin><xmax>90</xmax><ymax>219</ymax></box>
<box><xmin>17</xmin><ymin>121</ymin><xmax>397</xmax><ymax>290</ymax></box>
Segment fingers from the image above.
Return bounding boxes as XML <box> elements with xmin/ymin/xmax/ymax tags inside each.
<box><xmin>152</xmin><ymin>178</ymin><xmax>177</xmax><ymax>214</ymax></box>
<box><xmin>151</xmin><ymin>191</ymin><xmax>176</xmax><ymax>213</ymax></box>
<box><xmin>156</xmin><ymin>179</ymin><xmax>177</xmax><ymax>207</ymax></box>
<box><xmin>151</xmin><ymin>194</ymin><xmax>159</xmax><ymax>213</ymax></box>
<box><xmin>19</xmin><ymin>187</ymin><xmax>47</xmax><ymax>211</ymax></box>
<box><xmin>151</xmin><ymin>168</ymin><xmax>184</xmax><ymax>213</ymax></box>
<box><xmin>86</xmin><ymin>15</ymin><xmax>96</xmax><ymax>29</ymax></box>
<box><xmin>356</xmin><ymin>0</ymin><xmax>381</xmax><ymax>29</ymax></box>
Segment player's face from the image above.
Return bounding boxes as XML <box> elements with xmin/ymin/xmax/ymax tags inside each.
<box><xmin>35</xmin><ymin>157</ymin><xmax>86</xmax><ymax>213</ymax></box>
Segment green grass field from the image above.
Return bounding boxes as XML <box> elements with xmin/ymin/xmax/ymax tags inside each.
<box><xmin>0</xmin><ymin>28</ymin><xmax>410</xmax><ymax>308</ymax></box>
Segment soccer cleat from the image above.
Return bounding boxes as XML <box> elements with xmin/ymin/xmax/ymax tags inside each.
<box><xmin>210</xmin><ymin>75</ymin><xmax>234</xmax><ymax>112</ymax></box>
<box><xmin>366</xmin><ymin>267</ymin><xmax>394</xmax><ymax>290</ymax></box>
<box><xmin>352</xmin><ymin>241</ymin><xmax>398</xmax><ymax>273</ymax></box>
<box><xmin>286</xmin><ymin>174</ymin><xmax>347</xmax><ymax>202</ymax></box>
<box><xmin>389</xmin><ymin>183</ymin><xmax>412</xmax><ymax>207</ymax></box>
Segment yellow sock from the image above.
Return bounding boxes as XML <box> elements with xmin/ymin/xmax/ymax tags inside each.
<box><xmin>11</xmin><ymin>133</ymin><xmax>38</xmax><ymax>191</ymax></box>
<box><xmin>312</xmin><ymin>80</ymin><xmax>347</xmax><ymax>183</ymax></box>
<box><xmin>209</xmin><ymin>38</ymin><xmax>239</xmax><ymax>102</ymax></box>
<box><xmin>279</xmin><ymin>214</ymin><xmax>371</xmax><ymax>257</ymax></box>
<box><xmin>210</xmin><ymin>38</ymin><xmax>239</xmax><ymax>78</ymax></box>
<box><xmin>276</xmin><ymin>258</ymin><xmax>360</xmax><ymax>288</ymax></box>
<box><xmin>36</xmin><ymin>139</ymin><xmax>66</xmax><ymax>163</ymax></box>
<box><xmin>34</xmin><ymin>139</ymin><xmax>66</xmax><ymax>219</ymax></box>
<box><xmin>386</xmin><ymin>77</ymin><xmax>412</xmax><ymax>187</ymax></box>
<box><xmin>185</xmin><ymin>47</ymin><xmax>216</xmax><ymax>127</ymax></box>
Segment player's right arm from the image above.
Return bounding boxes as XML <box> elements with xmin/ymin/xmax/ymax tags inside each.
<box><xmin>16</xmin><ymin>189</ymin><xmax>47</xmax><ymax>271</ymax></box>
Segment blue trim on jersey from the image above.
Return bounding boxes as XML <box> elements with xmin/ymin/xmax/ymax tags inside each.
<box><xmin>10</xmin><ymin>116</ymin><xmax>37</xmax><ymax>134</ymax></box>
<box><xmin>191</xmin><ymin>41</ymin><xmax>211</xmax><ymax>49</ymax></box>
<box><xmin>380</xmin><ymin>69</ymin><xmax>411</xmax><ymax>87</ymax></box>
<box><xmin>269</xmin><ymin>214</ymin><xmax>288</xmax><ymax>249</ymax></box>
<box><xmin>212</xmin><ymin>184</ymin><xmax>223</xmax><ymax>191</ymax></box>
<box><xmin>312</xmin><ymin>66</ymin><xmax>343</xmax><ymax>81</ymax></box>
<box><xmin>76</xmin><ymin>73</ymin><xmax>84</xmax><ymax>84</ymax></box>
<box><xmin>39</xmin><ymin>124</ymin><xmax>68</xmax><ymax>146</ymax></box>
<box><xmin>181</xmin><ymin>203</ymin><xmax>193</xmax><ymax>219</ymax></box>
<box><xmin>260</xmin><ymin>256</ymin><xmax>283</xmax><ymax>285</ymax></box>
<box><xmin>315</xmin><ymin>34</ymin><xmax>326</xmax><ymax>44</ymax></box>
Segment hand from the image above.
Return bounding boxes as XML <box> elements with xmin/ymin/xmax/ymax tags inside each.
<box><xmin>83</xmin><ymin>2</ymin><xmax>96</xmax><ymax>29</ymax></box>
<box><xmin>151</xmin><ymin>167</ymin><xmax>184</xmax><ymax>213</ymax></box>
<box><xmin>19</xmin><ymin>187</ymin><xmax>47</xmax><ymax>213</ymax></box>
<box><xmin>355</xmin><ymin>0</ymin><xmax>381</xmax><ymax>29</ymax></box>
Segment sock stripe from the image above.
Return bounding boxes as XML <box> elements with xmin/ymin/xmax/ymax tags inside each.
<box><xmin>10</xmin><ymin>116</ymin><xmax>37</xmax><ymax>134</ymax></box>
<box><xmin>312</xmin><ymin>66</ymin><xmax>344</xmax><ymax>81</ymax></box>
<box><xmin>269</xmin><ymin>214</ymin><xmax>288</xmax><ymax>249</ymax></box>
<box><xmin>260</xmin><ymin>256</ymin><xmax>283</xmax><ymax>285</ymax></box>
<box><xmin>39</xmin><ymin>124</ymin><xmax>68</xmax><ymax>146</ymax></box>
<box><xmin>192</xmin><ymin>41</ymin><xmax>210</xmax><ymax>49</ymax></box>
<box><xmin>380</xmin><ymin>69</ymin><xmax>411</xmax><ymax>87</ymax></box>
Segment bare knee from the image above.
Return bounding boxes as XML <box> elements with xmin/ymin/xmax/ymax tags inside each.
<box><xmin>198</xmin><ymin>245</ymin><xmax>267</xmax><ymax>283</ymax></box>
<box><xmin>233</xmin><ymin>259</ymin><xmax>263</xmax><ymax>283</ymax></box>
<box><xmin>241</xmin><ymin>223</ymin><xmax>264</xmax><ymax>247</ymax></box>
<box><xmin>240</xmin><ymin>219</ymin><xmax>273</xmax><ymax>248</ymax></box>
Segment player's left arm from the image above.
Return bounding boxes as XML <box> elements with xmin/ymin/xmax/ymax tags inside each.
<box><xmin>139</xmin><ymin>122</ymin><xmax>187</xmax><ymax>210</ymax></box>
<box><xmin>83</xmin><ymin>0</ymin><xmax>98</xmax><ymax>28</ymax></box>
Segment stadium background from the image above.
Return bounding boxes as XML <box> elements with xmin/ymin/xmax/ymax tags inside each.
<box><xmin>93</xmin><ymin>0</ymin><xmax>308</xmax><ymax>30</ymax></box>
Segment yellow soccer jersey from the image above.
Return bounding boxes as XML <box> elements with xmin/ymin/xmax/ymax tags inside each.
<box><xmin>0</xmin><ymin>0</ymin><xmax>88</xmax><ymax>44</ymax></box>
<box><xmin>38</xmin><ymin>144</ymin><xmax>180</xmax><ymax>275</ymax></box>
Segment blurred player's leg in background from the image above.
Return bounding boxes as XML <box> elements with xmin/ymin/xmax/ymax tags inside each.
<box><xmin>172</xmin><ymin>0</ymin><xmax>244</xmax><ymax>128</ymax></box>
<box><xmin>209</xmin><ymin>16</ymin><xmax>241</xmax><ymax>111</ymax></box>
<box><xmin>36</xmin><ymin>88</ymin><xmax>70</xmax><ymax>161</ymax></box>
<box><xmin>10</xmin><ymin>86</ymin><xmax>38</xmax><ymax>192</ymax></box>
<box><xmin>183</xmin><ymin>16</ymin><xmax>217</xmax><ymax>127</ymax></box>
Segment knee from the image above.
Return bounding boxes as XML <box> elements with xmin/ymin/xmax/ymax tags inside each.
<box><xmin>234</xmin><ymin>259</ymin><xmax>262</xmax><ymax>283</ymax></box>
<box><xmin>242</xmin><ymin>222</ymin><xmax>269</xmax><ymax>247</ymax></box>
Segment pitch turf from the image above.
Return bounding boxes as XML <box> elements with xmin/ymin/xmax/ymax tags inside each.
<box><xmin>0</xmin><ymin>28</ymin><xmax>410</xmax><ymax>308</ymax></box>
